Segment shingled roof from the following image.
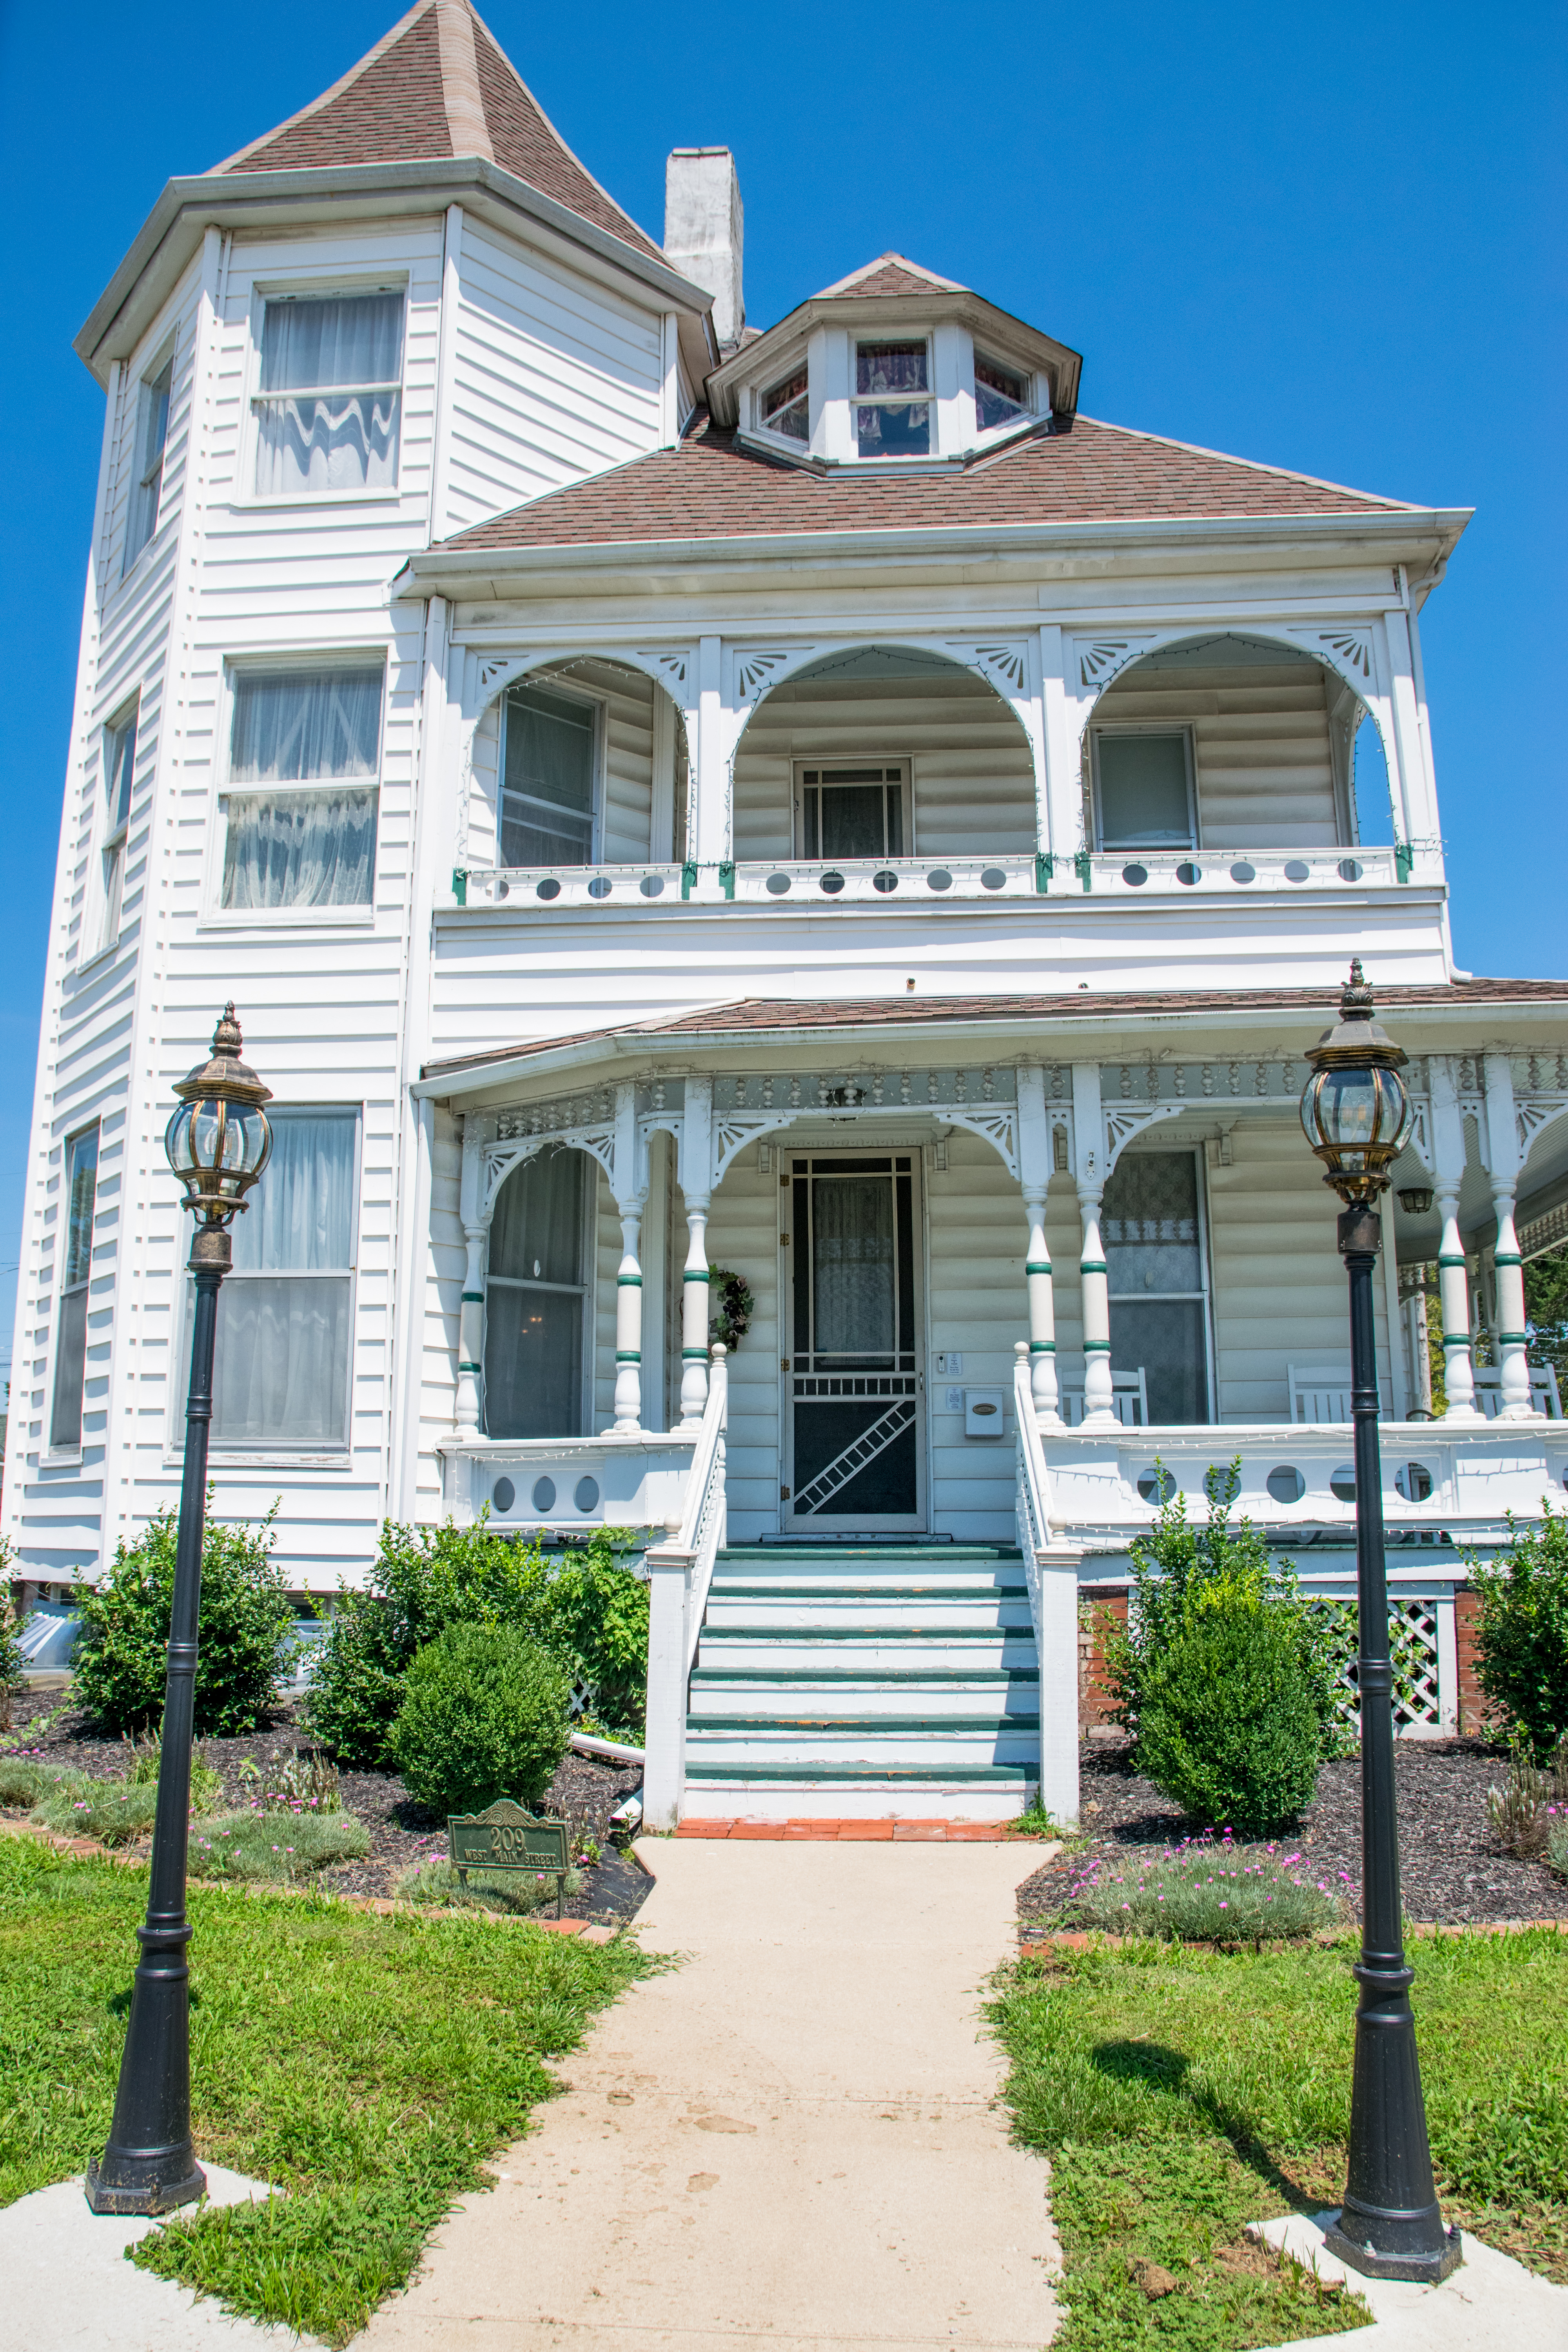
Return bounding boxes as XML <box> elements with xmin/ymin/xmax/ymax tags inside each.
<box><xmin>814</xmin><ymin>253</ymin><xmax>971</xmax><ymax>299</ymax></box>
<box><xmin>429</xmin><ymin>410</ymin><xmax>1414</xmax><ymax>558</ymax></box>
<box><xmin>214</xmin><ymin>0</ymin><xmax>665</xmax><ymax>266</ymax></box>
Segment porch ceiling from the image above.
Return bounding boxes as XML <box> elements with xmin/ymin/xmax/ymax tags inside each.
<box><xmin>416</xmin><ymin>977</ymin><xmax>1568</xmax><ymax>1099</ymax></box>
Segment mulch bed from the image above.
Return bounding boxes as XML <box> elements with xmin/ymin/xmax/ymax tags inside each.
<box><xmin>3</xmin><ymin>1687</ymin><xmax>651</xmax><ymax>1925</ymax></box>
<box><xmin>1015</xmin><ymin>1733</ymin><xmax>1568</xmax><ymax>1934</ymax></box>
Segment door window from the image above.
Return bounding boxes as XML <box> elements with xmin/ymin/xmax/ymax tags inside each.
<box><xmin>789</xmin><ymin>1155</ymin><xmax>920</xmax><ymax>1523</ymax></box>
<box><xmin>485</xmin><ymin>1148</ymin><xmax>589</xmax><ymax>1436</ymax></box>
<box><xmin>1103</xmin><ymin>1150</ymin><xmax>1211</xmax><ymax>1423</ymax></box>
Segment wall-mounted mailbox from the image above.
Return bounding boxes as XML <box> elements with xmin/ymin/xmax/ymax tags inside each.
<box><xmin>964</xmin><ymin>1388</ymin><xmax>1005</xmax><ymax>1436</ymax></box>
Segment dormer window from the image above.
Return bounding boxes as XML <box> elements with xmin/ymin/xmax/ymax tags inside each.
<box><xmin>855</xmin><ymin>342</ymin><xmax>930</xmax><ymax>457</ymax></box>
<box><xmin>975</xmin><ymin>354</ymin><xmax>1029</xmax><ymax>434</ymax></box>
<box><xmin>761</xmin><ymin>367</ymin><xmax>809</xmax><ymax>443</ymax></box>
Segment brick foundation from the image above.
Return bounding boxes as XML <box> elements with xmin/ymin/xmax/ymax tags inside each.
<box><xmin>1078</xmin><ymin>1587</ymin><xmax>1128</xmax><ymax>1729</ymax></box>
<box><xmin>1454</xmin><ymin>1586</ymin><xmax>1492</xmax><ymax>1736</ymax></box>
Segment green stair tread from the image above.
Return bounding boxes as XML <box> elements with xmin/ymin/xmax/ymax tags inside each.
<box><xmin>710</xmin><ymin>1586</ymin><xmax>1028</xmax><ymax>1604</ymax></box>
<box><xmin>684</xmin><ymin>1762</ymin><xmax>1035</xmax><ymax>1783</ymax></box>
<box><xmin>687</xmin><ymin>1715</ymin><xmax>1040</xmax><ymax>1733</ymax></box>
<box><xmin>690</xmin><ymin>1666</ymin><xmax>1040</xmax><ymax>1683</ymax></box>
<box><xmin>701</xmin><ymin>1624</ymin><xmax>1030</xmax><ymax>1641</ymax></box>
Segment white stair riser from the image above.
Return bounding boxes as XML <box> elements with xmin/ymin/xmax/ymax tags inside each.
<box><xmin>697</xmin><ymin>1636</ymin><xmax>1034</xmax><ymax>1669</ymax></box>
<box><xmin>704</xmin><ymin>1603</ymin><xmax>1033</xmax><ymax>1633</ymax></box>
<box><xmin>684</xmin><ymin>1734</ymin><xmax>1042</xmax><ymax>1768</ymax></box>
<box><xmin>688</xmin><ymin>1695</ymin><xmax>1040</xmax><ymax>1723</ymax></box>
<box><xmin>679</xmin><ymin>1783</ymin><xmax>1033</xmax><ymax>1823</ymax></box>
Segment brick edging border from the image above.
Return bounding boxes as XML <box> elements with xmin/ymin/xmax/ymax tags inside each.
<box><xmin>1020</xmin><ymin>1917</ymin><xmax>1568</xmax><ymax>1957</ymax></box>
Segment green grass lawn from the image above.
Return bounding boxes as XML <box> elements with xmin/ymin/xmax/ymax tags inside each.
<box><xmin>0</xmin><ymin>1834</ymin><xmax>652</xmax><ymax>2344</ymax></box>
<box><xmin>991</xmin><ymin>1929</ymin><xmax>1568</xmax><ymax>2351</ymax></box>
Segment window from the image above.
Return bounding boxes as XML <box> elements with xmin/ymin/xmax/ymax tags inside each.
<box><xmin>99</xmin><ymin>704</ymin><xmax>138</xmax><ymax>949</ymax></box>
<box><xmin>500</xmin><ymin>684</ymin><xmax>597</xmax><ymax>867</ymax></box>
<box><xmin>797</xmin><ymin>764</ymin><xmax>907</xmax><ymax>860</ymax></box>
<box><xmin>1093</xmin><ymin>731</ymin><xmax>1196</xmax><ymax>850</ymax></box>
<box><xmin>50</xmin><ymin>1126</ymin><xmax>99</xmax><ymax>1452</ymax></box>
<box><xmin>125</xmin><ymin>356</ymin><xmax>172</xmax><ymax>570</ymax></box>
<box><xmin>855</xmin><ymin>342</ymin><xmax>931</xmax><ymax>457</ymax></box>
<box><xmin>253</xmin><ymin>290</ymin><xmax>404</xmax><ymax>496</ymax></box>
<box><xmin>1103</xmin><ymin>1151</ymin><xmax>1211</xmax><ymax>1425</ymax></box>
<box><xmin>975</xmin><ymin>353</ymin><xmax>1029</xmax><ymax>435</ymax></box>
<box><xmin>484</xmin><ymin>1149</ymin><xmax>590</xmax><ymax>1437</ymax></box>
<box><xmin>221</xmin><ymin>666</ymin><xmax>382</xmax><ymax>910</ymax></box>
<box><xmin>202</xmin><ymin>1109</ymin><xmax>358</xmax><ymax>1450</ymax></box>
<box><xmin>760</xmin><ymin>367</ymin><xmax>809</xmax><ymax>443</ymax></box>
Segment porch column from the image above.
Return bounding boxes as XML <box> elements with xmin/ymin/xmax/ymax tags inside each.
<box><xmin>1070</xmin><ymin>1062</ymin><xmax>1116</xmax><ymax>1426</ymax></box>
<box><xmin>1429</xmin><ymin>1057</ymin><xmax>1480</xmax><ymax>1421</ymax></box>
<box><xmin>456</xmin><ymin>1224</ymin><xmax>487</xmax><ymax>1436</ymax></box>
<box><xmin>1016</xmin><ymin>1064</ymin><xmax>1061</xmax><ymax>1424</ymax></box>
<box><xmin>1484</xmin><ymin>1053</ymin><xmax>1537</xmax><ymax>1418</ymax></box>
<box><xmin>612</xmin><ymin>1208</ymin><xmax>644</xmax><ymax>1433</ymax></box>
<box><xmin>679</xmin><ymin>1200</ymin><xmax>711</xmax><ymax>1426</ymax></box>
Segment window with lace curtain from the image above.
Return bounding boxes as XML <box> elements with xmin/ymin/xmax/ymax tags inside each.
<box><xmin>50</xmin><ymin>1125</ymin><xmax>99</xmax><ymax>1453</ymax></box>
<box><xmin>1103</xmin><ymin>1150</ymin><xmax>1213</xmax><ymax>1423</ymax></box>
<box><xmin>855</xmin><ymin>341</ymin><xmax>932</xmax><ymax>457</ymax></box>
<box><xmin>220</xmin><ymin>664</ymin><xmax>383</xmax><ymax>911</ymax></box>
<box><xmin>124</xmin><ymin>352</ymin><xmax>172</xmax><ymax>571</ymax></box>
<box><xmin>253</xmin><ymin>289</ymin><xmax>404</xmax><ymax>497</ymax></box>
<box><xmin>98</xmin><ymin>702</ymin><xmax>138</xmax><ymax>951</ymax></box>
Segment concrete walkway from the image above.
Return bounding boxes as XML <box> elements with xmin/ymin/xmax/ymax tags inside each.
<box><xmin>363</xmin><ymin>1837</ymin><xmax>1059</xmax><ymax>2352</ymax></box>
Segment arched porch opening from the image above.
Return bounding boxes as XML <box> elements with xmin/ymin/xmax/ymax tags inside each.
<box><xmin>1085</xmin><ymin>632</ymin><xmax>1393</xmax><ymax>853</ymax></box>
<box><xmin>466</xmin><ymin>655</ymin><xmax>691</xmax><ymax>875</ymax></box>
<box><xmin>730</xmin><ymin>643</ymin><xmax>1037</xmax><ymax>866</ymax></box>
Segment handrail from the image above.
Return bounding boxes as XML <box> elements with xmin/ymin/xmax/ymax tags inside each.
<box><xmin>681</xmin><ymin>1345</ymin><xmax>729</xmax><ymax>1676</ymax></box>
<box><xmin>640</xmin><ymin>1342</ymin><xmax>728</xmax><ymax>1833</ymax></box>
<box><xmin>1013</xmin><ymin>1340</ymin><xmax>1055</xmax><ymax>1564</ymax></box>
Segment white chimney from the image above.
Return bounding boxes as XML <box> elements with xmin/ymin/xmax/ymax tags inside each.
<box><xmin>664</xmin><ymin>147</ymin><xmax>744</xmax><ymax>352</ymax></box>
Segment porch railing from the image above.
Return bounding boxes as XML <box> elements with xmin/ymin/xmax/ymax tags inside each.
<box><xmin>642</xmin><ymin>1345</ymin><xmax>728</xmax><ymax>1831</ymax></box>
<box><xmin>1013</xmin><ymin>1343</ymin><xmax>1084</xmax><ymax>1827</ymax></box>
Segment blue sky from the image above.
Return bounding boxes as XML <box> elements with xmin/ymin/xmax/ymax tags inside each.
<box><xmin>0</xmin><ymin>0</ymin><xmax>1561</xmax><ymax>1377</ymax></box>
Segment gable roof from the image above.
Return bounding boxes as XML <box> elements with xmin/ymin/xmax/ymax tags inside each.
<box><xmin>418</xmin><ymin>410</ymin><xmax>1419</xmax><ymax>565</ymax></box>
<box><xmin>214</xmin><ymin>0</ymin><xmax>665</xmax><ymax>265</ymax></box>
<box><xmin>814</xmin><ymin>252</ymin><xmax>971</xmax><ymax>299</ymax></box>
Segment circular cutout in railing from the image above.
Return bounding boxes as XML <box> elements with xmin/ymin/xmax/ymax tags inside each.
<box><xmin>492</xmin><ymin>1476</ymin><xmax>515</xmax><ymax>1514</ymax></box>
<box><xmin>1284</xmin><ymin>860</ymin><xmax>1311</xmax><ymax>883</ymax></box>
<box><xmin>1230</xmin><ymin>862</ymin><xmax>1256</xmax><ymax>884</ymax></box>
<box><xmin>927</xmin><ymin>868</ymin><xmax>953</xmax><ymax>891</ymax></box>
<box><xmin>536</xmin><ymin>877</ymin><xmax>561</xmax><ymax>901</ymax></box>
<box><xmin>530</xmin><ymin>1476</ymin><xmax>557</xmax><ymax>1514</ymax></box>
<box><xmin>1338</xmin><ymin>858</ymin><xmax>1363</xmax><ymax>883</ymax></box>
<box><xmin>574</xmin><ymin>1476</ymin><xmax>601</xmax><ymax>1513</ymax></box>
<box><xmin>1136</xmin><ymin>1466</ymin><xmax>1177</xmax><ymax>1504</ymax></box>
<box><xmin>765</xmin><ymin>872</ymin><xmax>791</xmax><ymax>895</ymax></box>
<box><xmin>873</xmin><ymin>869</ymin><xmax>899</xmax><ymax>893</ymax></box>
<box><xmin>1176</xmin><ymin>862</ymin><xmax>1201</xmax><ymax>887</ymax></box>
<box><xmin>639</xmin><ymin>873</ymin><xmax>664</xmax><ymax>898</ymax></box>
<box><xmin>1267</xmin><ymin>1465</ymin><xmax>1305</xmax><ymax>1504</ymax></box>
<box><xmin>1330</xmin><ymin>1463</ymin><xmax>1357</xmax><ymax>1502</ymax></box>
<box><xmin>1121</xmin><ymin>863</ymin><xmax>1149</xmax><ymax>887</ymax></box>
<box><xmin>1395</xmin><ymin>1460</ymin><xmax>1434</xmax><ymax>1503</ymax></box>
<box><xmin>980</xmin><ymin>867</ymin><xmax>1008</xmax><ymax>891</ymax></box>
<box><xmin>587</xmin><ymin>875</ymin><xmax>612</xmax><ymax>899</ymax></box>
<box><xmin>820</xmin><ymin>870</ymin><xmax>846</xmax><ymax>895</ymax></box>
<box><xmin>495</xmin><ymin>879</ymin><xmax>510</xmax><ymax>900</ymax></box>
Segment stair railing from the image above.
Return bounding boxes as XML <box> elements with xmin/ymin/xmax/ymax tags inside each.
<box><xmin>642</xmin><ymin>1343</ymin><xmax>728</xmax><ymax>1831</ymax></box>
<box><xmin>1013</xmin><ymin>1340</ymin><xmax>1083</xmax><ymax>1828</ymax></box>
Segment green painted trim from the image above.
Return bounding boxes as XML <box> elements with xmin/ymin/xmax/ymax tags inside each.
<box><xmin>719</xmin><ymin>860</ymin><xmax>735</xmax><ymax>900</ymax></box>
<box><xmin>1080</xmin><ymin>1260</ymin><xmax>1107</xmax><ymax>1276</ymax></box>
<box><xmin>458</xmin><ymin>1360</ymin><xmax>482</xmax><ymax>1374</ymax></box>
<box><xmin>1497</xmin><ymin>1331</ymin><xmax>1528</xmax><ymax>1345</ymax></box>
<box><xmin>681</xmin><ymin>1346</ymin><xmax>708</xmax><ymax>1359</ymax></box>
<box><xmin>1034</xmin><ymin>851</ymin><xmax>1052</xmax><ymax>895</ymax></box>
<box><xmin>684</xmin><ymin>1267</ymin><xmax>711</xmax><ymax>1282</ymax></box>
<box><xmin>617</xmin><ymin>1273</ymin><xmax>642</xmax><ymax>1287</ymax></box>
<box><xmin>701</xmin><ymin>1624</ymin><xmax>1032</xmax><ymax>1642</ymax></box>
<box><xmin>461</xmin><ymin>1290</ymin><xmax>485</xmax><ymax>1303</ymax></box>
<box><xmin>1029</xmin><ymin>1339</ymin><xmax>1054</xmax><ymax>1354</ymax></box>
<box><xmin>1074</xmin><ymin>848</ymin><xmax>1093</xmax><ymax>893</ymax></box>
<box><xmin>1442</xmin><ymin>1334</ymin><xmax>1473</xmax><ymax>1348</ymax></box>
<box><xmin>684</xmin><ymin>1762</ymin><xmax>1035</xmax><ymax>1782</ymax></box>
<box><xmin>1437</xmin><ymin>1254</ymin><xmax>1468</xmax><ymax>1269</ymax></box>
<box><xmin>615</xmin><ymin>1350</ymin><xmax>642</xmax><ymax>1363</ymax></box>
<box><xmin>1025</xmin><ymin>1260</ymin><xmax>1052</xmax><ymax>1276</ymax></box>
<box><xmin>1494</xmin><ymin>1253</ymin><xmax>1523</xmax><ymax>1268</ymax></box>
<box><xmin>688</xmin><ymin>1714</ymin><xmax>1041</xmax><ymax>1734</ymax></box>
<box><xmin>451</xmin><ymin>867</ymin><xmax>468</xmax><ymax>907</ymax></box>
<box><xmin>1082</xmin><ymin>1339</ymin><xmax>1112</xmax><ymax>1354</ymax></box>
<box><xmin>711</xmin><ymin>1583</ymin><xmax>1029</xmax><ymax>1601</ymax></box>
<box><xmin>690</xmin><ymin>1667</ymin><xmax>1041</xmax><ymax>1684</ymax></box>
<box><xmin>681</xmin><ymin>859</ymin><xmax>698</xmax><ymax>900</ymax></box>
<box><xmin>1394</xmin><ymin>840</ymin><xmax>1414</xmax><ymax>883</ymax></box>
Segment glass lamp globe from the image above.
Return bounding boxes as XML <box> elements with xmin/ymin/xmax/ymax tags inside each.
<box><xmin>164</xmin><ymin>1004</ymin><xmax>273</xmax><ymax>1225</ymax></box>
<box><xmin>1300</xmin><ymin>960</ymin><xmax>1412</xmax><ymax>1205</ymax></box>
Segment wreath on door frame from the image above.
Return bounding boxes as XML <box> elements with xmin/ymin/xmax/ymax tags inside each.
<box><xmin>708</xmin><ymin>1267</ymin><xmax>754</xmax><ymax>1354</ymax></box>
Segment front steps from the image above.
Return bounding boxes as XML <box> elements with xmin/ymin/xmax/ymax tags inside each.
<box><xmin>682</xmin><ymin>1544</ymin><xmax>1040</xmax><ymax>1822</ymax></box>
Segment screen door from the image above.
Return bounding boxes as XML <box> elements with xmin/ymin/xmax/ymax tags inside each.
<box><xmin>783</xmin><ymin>1154</ymin><xmax>924</xmax><ymax>1531</ymax></box>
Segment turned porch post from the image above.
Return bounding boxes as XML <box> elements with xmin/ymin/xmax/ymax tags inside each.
<box><xmin>455</xmin><ymin>1115</ymin><xmax>494</xmax><ymax>1436</ymax></box>
<box><xmin>678</xmin><ymin>1077</ymin><xmax>714</xmax><ymax>1427</ymax></box>
<box><xmin>1016</xmin><ymin>1064</ymin><xmax>1062</xmax><ymax>1425</ymax></box>
<box><xmin>1070</xmin><ymin>1063</ymin><xmax>1116</xmax><ymax>1426</ymax></box>
<box><xmin>610</xmin><ymin>1083</ymin><xmax>646</xmax><ymax>1433</ymax></box>
<box><xmin>1428</xmin><ymin>1058</ymin><xmax>1480</xmax><ymax>1421</ymax></box>
<box><xmin>1483</xmin><ymin>1054</ymin><xmax>1537</xmax><ymax>1417</ymax></box>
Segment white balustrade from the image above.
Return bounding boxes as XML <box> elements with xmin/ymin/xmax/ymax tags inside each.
<box><xmin>643</xmin><ymin>1345</ymin><xmax>729</xmax><ymax>1832</ymax></box>
<box><xmin>1013</xmin><ymin>1344</ymin><xmax>1084</xmax><ymax>1828</ymax></box>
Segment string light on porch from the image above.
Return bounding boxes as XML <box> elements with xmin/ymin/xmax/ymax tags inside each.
<box><xmin>1299</xmin><ymin>961</ymin><xmax>1461</xmax><ymax>2285</ymax></box>
<box><xmin>87</xmin><ymin>1005</ymin><xmax>272</xmax><ymax>2215</ymax></box>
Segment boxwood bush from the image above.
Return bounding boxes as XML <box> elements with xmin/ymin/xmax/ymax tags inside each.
<box><xmin>1468</xmin><ymin>1503</ymin><xmax>1568</xmax><ymax>1756</ymax></box>
<box><xmin>71</xmin><ymin>1501</ymin><xmax>292</xmax><ymax>1736</ymax></box>
<box><xmin>305</xmin><ymin>1517</ymin><xmax>647</xmax><ymax>1767</ymax></box>
<box><xmin>388</xmin><ymin>1622</ymin><xmax>570</xmax><ymax>1817</ymax></box>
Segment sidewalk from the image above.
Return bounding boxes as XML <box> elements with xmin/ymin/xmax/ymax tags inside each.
<box><xmin>362</xmin><ymin>1837</ymin><xmax>1060</xmax><ymax>2352</ymax></box>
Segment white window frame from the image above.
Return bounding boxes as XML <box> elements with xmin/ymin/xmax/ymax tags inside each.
<box><xmin>754</xmin><ymin>357</ymin><xmax>812</xmax><ymax>448</ymax></box>
<box><xmin>851</xmin><ymin>334</ymin><xmax>936</xmax><ymax>463</ymax></box>
<box><xmin>791</xmin><ymin>757</ymin><xmax>914</xmax><ymax>862</ymax></box>
<box><xmin>241</xmin><ymin>276</ymin><xmax>408</xmax><ymax>509</ymax></box>
<box><xmin>90</xmin><ymin>698</ymin><xmax>140</xmax><ymax>960</ymax></box>
<box><xmin>203</xmin><ymin>651</ymin><xmax>386</xmax><ymax>929</ymax></box>
<box><xmin>1103</xmin><ymin>1144</ymin><xmax>1217</xmax><ymax>1425</ymax></box>
<box><xmin>482</xmin><ymin>1145</ymin><xmax>598</xmax><ymax>1439</ymax></box>
<box><xmin>971</xmin><ymin>348</ymin><xmax>1035</xmax><ymax>442</ymax></box>
<box><xmin>46</xmin><ymin>1122</ymin><xmax>102</xmax><ymax>1463</ymax></box>
<box><xmin>169</xmin><ymin>1105</ymin><xmax>363</xmax><ymax>1468</ymax></box>
<box><xmin>123</xmin><ymin>345</ymin><xmax>174</xmax><ymax>575</ymax></box>
<box><xmin>1090</xmin><ymin>723</ymin><xmax>1201</xmax><ymax>853</ymax></box>
<box><xmin>495</xmin><ymin>675</ymin><xmax>606</xmax><ymax>871</ymax></box>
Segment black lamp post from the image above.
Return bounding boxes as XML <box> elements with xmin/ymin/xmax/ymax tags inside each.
<box><xmin>1299</xmin><ymin>962</ymin><xmax>1460</xmax><ymax>2283</ymax></box>
<box><xmin>86</xmin><ymin>1006</ymin><xmax>271</xmax><ymax>2216</ymax></box>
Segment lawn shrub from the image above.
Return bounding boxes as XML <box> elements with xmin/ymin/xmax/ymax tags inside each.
<box><xmin>1468</xmin><ymin>1504</ymin><xmax>1568</xmax><ymax>1755</ymax></box>
<box><xmin>1053</xmin><ymin>1829</ymin><xmax>1350</xmax><ymax>1943</ymax></box>
<box><xmin>71</xmin><ymin>1502</ymin><xmax>292</xmax><ymax>1735</ymax></box>
<box><xmin>389</xmin><ymin>1622</ymin><xmax>570</xmax><ymax>1816</ymax></box>
<box><xmin>305</xmin><ymin>1517</ymin><xmax>647</xmax><ymax>1766</ymax></box>
<box><xmin>0</xmin><ymin>1592</ymin><xmax>23</xmax><ymax>1733</ymax></box>
<box><xmin>187</xmin><ymin>1809</ymin><xmax>370</xmax><ymax>1882</ymax></box>
<box><xmin>1138</xmin><ymin>1602</ymin><xmax>1326</xmax><ymax>1835</ymax></box>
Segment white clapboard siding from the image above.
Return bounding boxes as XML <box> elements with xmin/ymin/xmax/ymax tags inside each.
<box><xmin>417</xmin><ymin>1107</ymin><xmax>466</xmax><ymax>1515</ymax></box>
<box><xmin>733</xmin><ymin>669</ymin><xmax>1037</xmax><ymax>860</ymax></box>
<box><xmin>925</xmin><ymin>1131</ymin><xmax>1030</xmax><ymax>1542</ymax></box>
<box><xmin>1093</xmin><ymin>660</ymin><xmax>1339</xmax><ymax>848</ymax></box>
<box><xmin>702</xmin><ymin>1158</ymin><xmax>780</xmax><ymax>1535</ymax></box>
<box><xmin>446</xmin><ymin>221</ymin><xmax>664</xmax><ymax>535</ymax></box>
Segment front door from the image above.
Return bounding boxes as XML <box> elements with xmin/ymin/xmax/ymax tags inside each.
<box><xmin>782</xmin><ymin>1153</ymin><xmax>924</xmax><ymax>1532</ymax></box>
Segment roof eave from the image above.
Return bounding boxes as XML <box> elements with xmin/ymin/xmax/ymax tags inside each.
<box><xmin>75</xmin><ymin>157</ymin><xmax>716</xmax><ymax>383</ymax></box>
<box><xmin>704</xmin><ymin>289</ymin><xmax>1083</xmax><ymax>426</ymax></box>
<box><xmin>394</xmin><ymin>503</ymin><xmax>1474</xmax><ymax>600</ymax></box>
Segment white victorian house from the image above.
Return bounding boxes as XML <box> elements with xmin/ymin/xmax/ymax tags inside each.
<box><xmin>12</xmin><ymin>0</ymin><xmax>1568</xmax><ymax>1824</ymax></box>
